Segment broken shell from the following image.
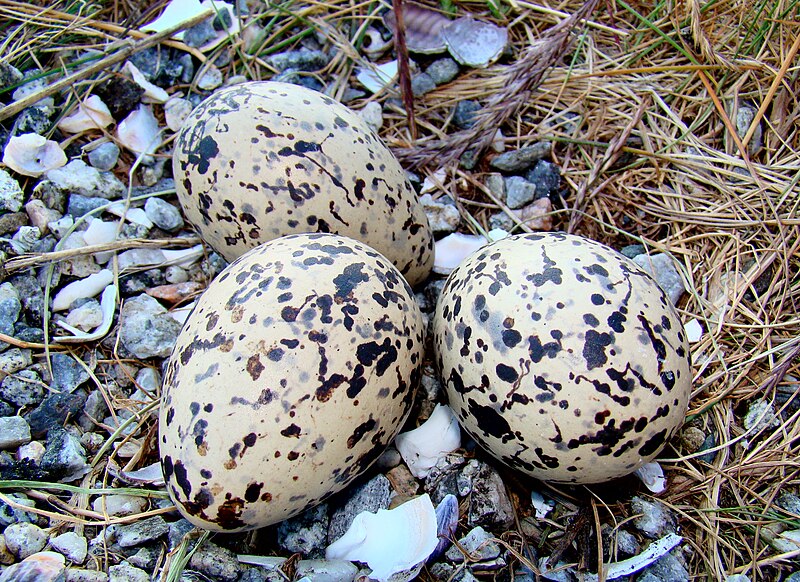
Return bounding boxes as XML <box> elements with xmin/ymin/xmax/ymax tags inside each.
<box><xmin>140</xmin><ymin>0</ymin><xmax>240</xmax><ymax>52</ymax></box>
<box><xmin>57</xmin><ymin>94</ymin><xmax>114</xmax><ymax>133</ymax></box>
<box><xmin>124</xmin><ymin>62</ymin><xmax>170</xmax><ymax>104</ymax></box>
<box><xmin>442</xmin><ymin>17</ymin><xmax>508</xmax><ymax>68</ymax></box>
<box><xmin>54</xmin><ymin>283</ymin><xmax>118</xmax><ymax>343</ymax></box>
<box><xmin>395</xmin><ymin>404</ymin><xmax>461</xmax><ymax>478</ymax></box>
<box><xmin>2</xmin><ymin>133</ymin><xmax>67</xmax><ymax>177</ymax></box>
<box><xmin>326</xmin><ymin>494</ymin><xmax>438</xmax><ymax>582</ymax></box>
<box><xmin>429</xmin><ymin>494</ymin><xmax>459</xmax><ymax>561</ymax></box>
<box><xmin>52</xmin><ymin>269</ymin><xmax>114</xmax><ymax>311</ymax></box>
<box><xmin>106</xmin><ymin>203</ymin><xmax>154</xmax><ymax>228</ymax></box>
<box><xmin>82</xmin><ymin>218</ymin><xmax>120</xmax><ymax>263</ymax></box>
<box><xmin>530</xmin><ymin>491</ymin><xmax>555</xmax><ymax>518</ymax></box>
<box><xmin>116</xmin><ymin>104</ymin><xmax>162</xmax><ymax>156</ymax></box>
<box><xmin>634</xmin><ymin>461</ymin><xmax>667</xmax><ymax>493</ymax></box>
<box><xmin>384</xmin><ymin>4</ymin><xmax>449</xmax><ymax>54</ymax></box>
<box><xmin>356</xmin><ymin>60</ymin><xmax>399</xmax><ymax>93</ymax></box>
<box><xmin>362</xmin><ymin>27</ymin><xmax>393</xmax><ymax>59</ymax></box>
<box><xmin>433</xmin><ymin>232</ymin><xmax>490</xmax><ymax>275</ymax></box>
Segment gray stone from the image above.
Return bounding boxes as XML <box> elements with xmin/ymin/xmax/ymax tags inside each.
<box><xmin>619</xmin><ymin>244</ymin><xmax>646</xmax><ymax>259</ymax></box>
<box><xmin>41</xmin><ymin>427</ymin><xmax>88</xmax><ymax>480</ymax></box>
<box><xmin>524</xmin><ymin>160</ymin><xmax>561</xmax><ymax>200</ymax></box>
<box><xmin>134</xmin><ymin>367</ymin><xmax>160</xmax><ymax>395</ymax></box>
<box><xmin>777</xmin><ymin>492</ymin><xmax>800</xmax><ymax>515</ymax></box>
<box><xmin>743</xmin><ymin>400</ymin><xmax>780</xmax><ymax>434</ymax></box>
<box><xmin>0</xmin><ymin>493</ymin><xmax>39</xmax><ymax>527</ymax></box>
<box><xmin>51</xmin><ymin>530</ymin><xmax>88</xmax><ymax>564</ymax></box>
<box><xmin>167</xmin><ymin>518</ymin><xmax>198</xmax><ymax>551</ymax></box>
<box><xmin>15</xmin><ymin>105</ymin><xmax>54</xmax><ymax>134</ymax></box>
<box><xmin>118</xmin><ymin>294</ymin><xmax>183</xmax><ymax>359</ymax></box>
<box><xmin>295</xmin><ymin>559</ymin><xmax>358</xmax><ymax>582</ymax></box>
<box><xmin>424</xmin><ymin>455</ymin><xmax>470</xmax><ymax>504</ymax></box>
<box><xmin>411</xmin><ymin>72</ymin><xmax>437</xmax><ymax>97</ymax></box>
<box><xmin>277</xmin><ymin>503</ymin><xmax>329</xmax><ymax>556</ymax></box>
<box><xmin>637</xmin><ymin>551</ymin><xmax>689</xmax><ymax>582</ymax></box>
<box><xmin>0</xmin><ymin>348</ymin><xmax>32</xmax><ymax>376</ymax></box>
<box><xmin>503</xmin><ymin>176</ymin><xmax>537</xmax><ymax>209</ymax></box>
<box><xmin>25</xmin><ymin>391</ymin><xmax>86</xmax><ymax>438</ymax></box>
<box><xmin>467</xmin><ymin>461</ymin><xmax>514</xmax><ymax>530</ymax></box>
<box><xmin>51</xmin><ymin>352</ymin><xmax>91</xmax><ymax>393</ymax></box>
<box><xmin>375</xmin><ymin>446</ymin><xmax>403</xmax><ymax>470</ymax></box>
<box><xmin>0</xmin><ymin>416</ymin><xmax>31</xmax><ymax>449</ymax></box>
<box><xmin>452</xmin><ymin>100</ymin><xmax>481</xmax><ymax>129</ymax></box>
<box><xmin>631</xmin><ymin>253</ymin><xmax>686</xmax><ymax>305</ymax></box>
<box><xmin>9</xmin><ymin>275</ymin><xmax>44</xmax><ymax>326</ymax></box>
<box><xmin>0</xmin><ymin>369</ymin><xmax>44</xmax><ymax>408</ymax></box>
<box><xmin>67</xmin><ymin>194</ymin><xmax>108</xmax><ymax>219</ymax></box>
<box><xmin>0</xmin><ymin>212</ymin><xmax>28</xmax><ymax>236</ymax></box>
<box><xmin>697</xmin><ymin>433</ymin><xmax>716</xmax><ymax>463</ymax></box>
<box><xmin>144</xmin><ymin>197</ymin><xmax>184</xmax><ymax>232</ymax></box>
<box><xmin>490</xmin><ymin>142</ymin><xmax>551</xmax><ymax>172</ymax></box>
<box><xmin>46</xmin><ymin>160</ymin><xmax>125</xmax><ymax>200</ymax></box>
<box><xmin>328</xmin><ymin>474</ymin><xmax>392</xmax><ymax>543</ymax></box>
<box><xmin>0</xmin><ymin>168</ymin><xmax>24</xmax><ymax>213</ymax></box>
<box><xmin>112</xmin><ymin>516</ymin><xmax>170</xmax><ymax>548</ymax></box>
<box><xmin>631</xmin><ymin>497</ymin><xmax>677</xmax><ymax>538</ymax></box>
<box><xmin>188</xmin><ymin>541</ymin><xmax>243</xmax><ymax>581</ymax></box>
<box><xmin>126</xmin><ymin>544</ymin><xmax>160</xmax><ymax>570</ymax></box>
<box><xmin>3</xmin><ymin>522</ymin><xmax>47</xmax><ymax>559</ymax></box>
<box><xmin>0</xmin><ymin>61</ymin><xmax>23</xmax><ymax>87</ymax></box>
<box><xmin>92</xmin><ymin>494</ymin><xmax>148</xmax><ymax>517</ymax></box>
<box><xmin>265</xmin><ymin>48</ymin><xmax>329</xmax><ymax>72</ymax></box>
<box><xmin>88</xmin><ymin>142</ymin><xmax>120</xmax><ymax>172</ymax></box>
<box><xmin>602</xmin><ymin>525</ymin><xmax>639</xmax><ymax>559</ymax></box>
<box><xmin>426</xmin><ymin>58</ymin><xmax>460</xmax><ymax>85</ymax></box>
<box><xmin>419</xmin><ymin>193</ymin><xmax>460</xmax><ymax>234</ymax></box>
<box><xmin>446</xmin><ymin>526</ymin><xmax>501</xmax><ymax>562</ymax></box>
<box><xmin>164</xmin><ymin>265</ymin><xmax>188</xmax><ymax>284</ymax></box>
<box><xmin>0</xmin><ymin>282</ymin><xmax>22</xmax><ymax>350</ymax></box>
<box><xmin>183</xmin><ymin>19</ymin><xmax>217</xmax><ymax>47</ymax></box>
<box><xmin>108</xmin><ymin>561</ymin><xmax>150</xmax><ymax>582</ymax></box>
<box><xmin>66</xmin><ymin>569</ymin><xmax>110</xmax><ymax>582</ymax></box>
<box><xmin>9</xmin><ymin>226</ymin><xmax>41</xmax><ymax>255</ymax></box>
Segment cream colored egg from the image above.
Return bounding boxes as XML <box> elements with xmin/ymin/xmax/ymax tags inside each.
<box><xmin>159</xmin><ymin>233</ymin><xmax>425</xmax><ymax>531</ymax></box>
<box><xmin>173</xmin><ymin>81</ymin><xmax>433</xmax><ymax>286</ymax></box>
<box><xmin>433</xmin><ymin>232</ymin><xmax>691</xmax><ymax>484</ymax></box>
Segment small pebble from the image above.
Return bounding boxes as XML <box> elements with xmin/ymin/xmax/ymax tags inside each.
<box><xmin>0</xmin><ymin>212</ymin><xmax>28</xmax><ymax>237</ymax></box>
<box><xmin>504</xmin><ymin>176</ymin><xmax>537</xmax><ymax>209</ymax></box>
<box><xmin>0</xmin><ymin>349</ymin><xmax>33</xmax><ymax>375</ymax></box>
<box><xmin>490</xmin><ymin>142</ymin><xmax>551</xmax><ymax>172</ymax></box>
<box><xmin>40</xmin><ymin>427</ymin><xmax>88</xmax><ymax>480</ymax></box>
<box><xmin>265</xmin><ymin>48</ymin><xmax>329</xmax><ymax>72</ymax></box>
<box><xmin>631</xmin><ymin>253</ymin><xmax>686</xmax><ymax>305</ymax></box>
<box><xmin>328</xmin><ymin>474</ymin><xmax>392</xmax><ymax>544</ymax></box>
<box><xmin>10</xmin><ymin>226</ymin><xmax>42</xmax><ymax>255</ymax></box>
<box><xmin>183</xmin><ymin>19</ymin><xmax>217</xmax><ymax>48</ymax></box>
<box><xmin>680</xmin><ymin>426</ymin><xmax>706</xmax><ymax>453</ymax></box>
<box><xmin>637</xmin><ymin>550</ymin><xmax>690</xmax><ymax>582</ymax></box>
<box><xmin>25</xmin><ymin>392</ymin><xmax>87</xmax><ymax>438</ymax></box>
<box><xmin>111</xmin><ymin>516</ymin><xmax>170</xmax><ymax>548</ymax></box>
<box><xmin>446</xmin><ymin>526</ymin><xmax>501</xmax><ymax>563</ymax></box>
<box><xmin>0</xmin><ymin>282</ymin><xmax>22</xmax><ymax>343</ymax></box>
<box><xmin>3</xmin><ymin>522</ymin><xmax>48</xmax><ymax>559</ymax></box>
<box><xmin>118</xmin><ymin>294</ymin><xmax>183</xmax><ymax>359</ymax></box>
<box><xmin>631</xmin><ymin>496</ymin><xmax>677</xmax><ymax>538</ymax></box>
<box><xmin>294</xmin><ymin>559</ymin><xmax>358</xmax><ymax>581</ymax></box>
<box><xmin>66</xmin><ymin>194</ymin><xmax>108</xmax><ymax>219</ymax></box>
<box><xmin>164</xmin><ymin>265</ymin><xmax>189</xmax><ymax>284</ymax></box>
<box><xmin>107</xmin><ymin>561</ymin><xmax>150</xmax><ymax>582</ymax></box>
<box><xmin>467</xmin><ymin>461</ymin><xmax>515</xmax><ymax>529</ymax></box>
<box><xmin>164</xmin><ymin>97</ymin><xmax>193</xmax><ymax>132</ymax></box>
<box><xmin>276</xmin><ymin>504</ymin><xmax>329</xmax><ymax>556</ymax></box>
<box><xmin>452</xmin><ymin>100</ymin><xmax>481</xmax><ymax>129</ymax></box>
<box><xmin>50</xmin><ymin>531</ymin><xmax>88</xmax><ymax>564</ymax></box>
<box><xmin>196</xmin><ymin>64</ymin><xmax>223</xmax><ymax>90</ymax></box>
<box><xmin>46</xmin><ymin>160</ymin><xmax>125</xmax><ymax>200</ymax></box>
<box><xmin>777</xmin><ymin>492</ymin><xmax>800</xmax><ymax>515</ymax></box>
<box><xmin>0</xmin><ymin>369</ymin><xmax>44</xmax><ymax>408</ymax></box>
<box><xmin>16</xmin><ymin>441</ymin><xmax>45</xmax><ymax>464</ymax></box>
<box><xmin>426</xmin><ymin>58</ymin><xmax>460</xmax><ymax>85</ymax></box>
<box><xmin>419</xmin><ymin>193</ymin><xmax>460</xmax><ymax>234</ymax></box>
<box><xmin>0</xmin><ymin>493</ymin><xmax>38</xmax><ymax>527</ymax></box>
<box><xmin>0</xmin><ymin>550</ymin><xmax>65</xmax><ymax>581</ymax></box>
<box><xmin>144</xmin><ymin>197</ymin><xmax>184</xmax><ymax>232</ymax></box>
<box><xmin>411</xmin><ymin>73</ymin><xmax>437</xmax><ymax>97</ymax></box>
<box><xmin>725</xmin><ymin>575</ymin><xmax>751</xmax><ymax>582</ymax></box>
<box><xmin>51</xmin><ymin>352</ymin><xmax>91</xmax><ymax>393</ymax></box>
<box><xmin>355</xmin><ymin>101</ymin><xmax>383</xmax><ymax>133</ymax></box>
<box><xmin>0</xmin><ymin>417</ymin><xmax>32</xmax><ymax>450</ymax></box>
<box><xmin>65</xmin><ymin>299</ymin><xmax>104</xmax><ymax>331</ymax></box>
<box><xmin>87</xmin><ymin>142</ymin><xmax>120</xmax><ymax>171</ymax></box>
<box><xmin>0</xmin><ymin>169</ymin><xmax>25</xmax><ymax>213</ymax></box>
<box><xmin>744</xmin><ymin>400</ymin><xmax>780</xmax><ymax>434</ymax></box>
<box><xmin>524</xmin><ymin>159</ymin><xmax>561</xmax><ymax>200</ymax></box>
<box><xmin>188</xmin><ymin>542</ymin><xmax>243</xmax><ymax>581</ymax></box>
<box><xmin>24</xmin><ymin>199</ymin><xmax>61</xmax><ymax>235</ymax></box>
<box><xmin>92</xmin><ymin>495</ymin><xmax>148</xmax><ymax>517</ymax></box>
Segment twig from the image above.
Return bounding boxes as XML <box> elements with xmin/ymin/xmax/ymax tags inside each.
<box><xmin>392</xmin><ymin>0</ymin><xmax>417</xmax><ymax>139</ymax></box>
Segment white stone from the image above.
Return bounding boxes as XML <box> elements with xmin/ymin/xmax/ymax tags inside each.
<box><xmin>164</xmin><ymin>96</ymin><xmax>194</xmax><ymax>132</ymax></box>
<box><xmin>50</xmin><ymin>531</ymin><xmax>88</xmax><ymax>564</ymax></box>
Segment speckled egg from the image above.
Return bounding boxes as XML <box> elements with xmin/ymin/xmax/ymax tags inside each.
<box><xmin>159</xmin><ymin>233</ymin><xmax>425</xmax><ymax>531</ymax></box>
<box><xmin>433</xmin><ymin>232</ymin><xmax>691</xmax><ymax>484</ymax></box>
<box><xmin>173</xmin><ymin>81</ymin><xmax>434</xmax><ymax>286</ymax></box>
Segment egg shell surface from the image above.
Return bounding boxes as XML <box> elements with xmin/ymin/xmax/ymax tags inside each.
<box><xmin>173</xmin><ymin>81</ymin><xmax>434</xmax><ymax>286</ymax></box>
<box><xmin>159</xmin><ymin>233</ymin><xmax>425</xmax><ymax>531</ymax></box>
<box><xmin>433</xmin><ymin>232</ymin><xmax>691</xmax><ymax>484</ymax></box>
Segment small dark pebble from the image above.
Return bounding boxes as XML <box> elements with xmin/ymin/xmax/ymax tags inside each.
<box><xmin>525</xmin><ymin>159</ymin><xmax>561</xmax><ymax>202</ymax></box>
<box><xmin>67</xmin><ymin>194</ymin><xmax>109</xmax><ymax>219</ymax></box>
<box><xmin>0</xmin><ymin>212</ymin><xmax>28</xmax><ymax>236</ymax></box>
<box><xmin>619</xmin><ymin>244</ymin><xmax>647</xmax><ymax>259</ymax></box>
<box><xmin>411</xmin><ymin>73</ymin><xmax>436</xmax><ymax>97</ymax></box>
<box><xmin>9</xmin><ymin>275</ymin><xmax>45</xmax><ymax>326</ymax></box>
<box><xmin>13</xmin><ymin>105</ymin><xmax>53</xmax><ymax>136</ymax></box>
<box><xmin>0</xmin><ymin>455</ymin><xmax>48</xmax><ymax>481</ymax></box>
<box><xmin>452</xmin><ymin>100</ymin><xmax>482</xmax><ymax>129</ymax></box>
<box><xmin>213</xmin><ymin>8</ymin><xmax>233</xmax><ymax>31</ymax></box>
<box><xmin>696</xmin><ymin>432</ymin><xmax>717</xmax><ymax>464</ymax></box>
<box><xmin>119</xmin><ymin>269</ymin><xmax>166</xmax><ymax>296</ymax></box>
<box><xmin>183</xmin><ymin>20</ymin><xmax>217</xmax><ymax>48</ymax></box>
<box><xmin>94</xmin><ymin>76</ymin><xmax>145</xmax><ymax>121</ymax></box>
<box><xmin>50</xmin><ymin>352</ymin><xmax>91</xmax><ymax>393</ymax></box>
<box><xmin>25</xmin><ymin>391</ymin><xmax>87</xmax><ymax>438</ymax></box>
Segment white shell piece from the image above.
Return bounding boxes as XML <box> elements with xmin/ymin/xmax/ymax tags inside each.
<box><xmin>684</xmin><ymin>318</ymin><xmax>703</xmax><ymax>343</ymax></box>
<box><xmin>106</xmin><ymin>203</ymin><xmax>155</xmax><ymax>228</ymax></box>
<box><xmin>140</xmin><ymin>0</ymin><xmax>241</xmax><ymax>52</ymax></box>
<box><xmin>2</xmin><ymin>133</ymin><xmax>67</xmax><ymax>177</ymax></box>
<box><xmin>634</xmin><ymin>462</ymin><xmax>667</xmax><ymax>493</ymax></box>
<box><xmin>167</xmin><ymin>300</ymin><xmax>196</xmax><ymax>325</ymax></box>
<box><xmin>421</xmin><ymin>167</ymin><xmax>447</xmax><ymax>194</ymax></box>
<box><xmin>356</xmin><ymin>60</ymin><xmax>398</xmax><ymax>93</ymax></box>
<box><xmin>57</xmin><ymin>95</ymin><xmax>114</xmax><ymax>133</ymax></box>
<box><xmin>82</xmin><ymin>219</ymin><xmax>120</xmax><ymax>263</ymax></box>
<box><xmin>162</xmin><ymin>244</ymin><xmax>204</xmax><ymax>267</ymax></box>
<box><xmin>326</xmin><ymin>494</ymin><xmax>439</xmax><ymax>582</ymax></box>
<box><xmin>486</xmin><ymin>228</ymin><xmax>510</xmax><ymax>241</ymax></box>
<box><xmin>116</xmin><ymin>105</ymin><xmax>162</xmax><ymax>156</ymax></box>
<box><xmin>530</xmin><ymin>491</ymin><xmax>555</xmax><ymax>519</ymax></box>
<box><xmin>54</xmin><ymin>283</ymin><xmax>118</xmax><ymax>343</ymax></box>
<box><xmin>362</xmin><ymin>27</ymin><xmax>392</xmax><ymax>59</ymax></box>
<box><xmin>589</xmin><ymin>533</ymin><xmax>682</xmax><ymax>581</ymax></box>
<box><xmin>395</xmin><ymin>404</ymin><xmax>461</xmax><ymax>478</ymax></box>
<box><xmin>124</xmin><ymin>62</ymin><xmax>170</xmax><ymax>104</ymax></box>
<box><xmin>52</xmin><ymin>269</ymin><xmax>114</xmax><ymax>311</ymax></box>
<box><xmin>433</xmin><ymin>232</ymin><xmax>489</xmax><ymax>275</ymax></box>
<box><xmin>442</xmin><ymin>17</ymin><xmax>508</xmax><ymax>68</ymax></box>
